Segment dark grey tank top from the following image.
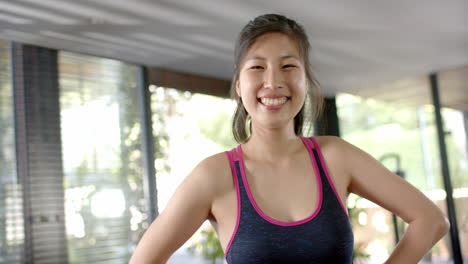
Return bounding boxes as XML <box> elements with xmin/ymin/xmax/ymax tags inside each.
<box><xmin>224</xmin><ymin>137</ymin><xmax>354</xmax><ymax>263</ymax></box>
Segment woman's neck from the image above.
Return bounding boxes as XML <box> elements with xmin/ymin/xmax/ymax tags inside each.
<box><xmin>242</xmin><ymin>125</ymin><xmax>303</xmax><ymax>164</ymax></box>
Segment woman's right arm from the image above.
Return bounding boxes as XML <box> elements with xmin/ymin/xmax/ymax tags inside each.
<box><xmin>129</xmin><ymin>156</ymin><xmax>220</xmax><ymax>264</ymax></box>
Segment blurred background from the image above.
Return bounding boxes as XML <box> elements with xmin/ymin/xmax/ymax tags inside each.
<box><xmin>0</xmin><ymin>0</ymin><xmax>467</xmax><ymax>263</ymax></box>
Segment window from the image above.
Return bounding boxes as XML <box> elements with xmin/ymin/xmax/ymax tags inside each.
<box><xmin>337</xmin><ymin>90</ymin><xmax>453</xmax><ymax>263</ymax></box>
<box><xmin>59</xmin><ymin>52</ymin><xmax>145</xmax><ymax>263</ymax></box>
<box><xmin>150</xmin><ymin>86</ymin><xmax>236</xmax><ymax>263</ymax></box>
<box><xmin>0</xmin><ymin>40</ymin><xmax>24</xmax><ymax>264</ymax></box>
<box><xmin>439</xmin><ymin>67</ymin><xmax>468</xmax><ymax>262</ymax></box>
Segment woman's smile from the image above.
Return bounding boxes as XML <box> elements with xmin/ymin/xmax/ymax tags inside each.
<box><xmin>258</xmin><ymin>96</ymin><xmax>290</xmax><ymax>110</ymax></box>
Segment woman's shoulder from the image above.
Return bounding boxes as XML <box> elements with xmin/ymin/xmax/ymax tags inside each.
<box><xmin>310</xmin><ymin>136</ymin><xmax>356</xmax><ymax>195</ymax></box>
<box><xmin>196</xmin><ymin>151</ymin><xmax>232</xmax><ymax>174</ymax></box>
<box><xmin>312</xmin><ymin>135</ymin><xmax>379</xmax><ymax>171</ymax></box>
<box><xmin>312</xmin><ymin>135</ymin><xmax>347</xmax><ymax>153</ymax></box>
<box><xmin>313</xmin><ymin>135</ymin><xmax>366</xmax><ymax>157</ymax></box>
<box><xmin>191</xmin><ymin>150</ymin><xmax>235</xmax><ymax>196</ymax></box>
<box><xmin>309</xmin><ymin>136</ymin><xmax>354</xmax><ymax>170</ymax></box>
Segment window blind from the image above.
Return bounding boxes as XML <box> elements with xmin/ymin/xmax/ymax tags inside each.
<box><xmin>0</xmin><ymin>40</ymin><xmax>24</xmax><ymax>264</ymax></box>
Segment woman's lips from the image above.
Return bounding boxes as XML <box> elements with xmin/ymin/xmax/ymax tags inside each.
<box><xmin>258</xmin><ymin>96</ymin><xmax>289</xmax><ymax>110</ymax></box>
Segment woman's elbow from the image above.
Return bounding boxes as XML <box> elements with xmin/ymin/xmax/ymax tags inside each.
<box><xmin>438</xmin><ymin>215</ymin><xmax>450</xmax><ymax>236</ymax></box>
<box><xmin>432</xmin><ymin>213</ymin><xmax>450</xmax><ymax>242</ymax></box>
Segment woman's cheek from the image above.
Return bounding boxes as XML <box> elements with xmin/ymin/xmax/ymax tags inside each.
<box><xmin>244</xmin><ymin>76</ymin><xmax>263</xmax><ymax>90</ymax></box>
<box><xmin>247</xmin><ymin>71</ymin><xmax>263</xmax><ymax>81</ymax></box>
<box><xmin>289</xmin><ymin>73</ymin><xmax>307</xmax><ymax>91</ymax></box>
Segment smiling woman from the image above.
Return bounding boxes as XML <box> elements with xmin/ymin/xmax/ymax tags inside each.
<box><xmin>230</xmin><ymin>15</ymin><xmax>323</xmax><ymax>143</ymax></box>
<box><xmin>234</xmin><ymin>32</ymin><xmax>310</xmax><ymax>135</ymax></box>
<box><xmin>129</xmin><ymin>14</ymin><xmax>449</xmax><ymax>264</ymax></box>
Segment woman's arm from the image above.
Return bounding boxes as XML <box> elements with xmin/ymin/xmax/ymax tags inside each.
<box><xmin>128</xmin><ymin>156</ymin><xmax>221</xmax><ymax>264</ymax></box>
<box><xmin>336</xmin><ymin>137</ymin><xmax>450</xmax><ymax>264</ymax></box>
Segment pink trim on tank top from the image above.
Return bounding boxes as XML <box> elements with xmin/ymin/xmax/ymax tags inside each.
<box><xmin>224</xmin><ymin>149</ymin><xmax>242</xmax><ymax>257</ymax></box>
<box><xmin>309</xmin><ymin>137</ymin><xmax>350</xmax><ymax>218</ymax></box>
<box><xmin>235</xmin><ymin>137</ymin><xmax>323</xmax><ymax>227</ymax></box>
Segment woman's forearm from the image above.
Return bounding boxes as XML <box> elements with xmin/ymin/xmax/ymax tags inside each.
<box><xmin>384</xmin><ymin>216</ymin><xmax>450</xmax><ymax>264</ymax></box>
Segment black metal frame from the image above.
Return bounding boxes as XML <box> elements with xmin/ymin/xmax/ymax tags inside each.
<box><xmin>138</xmin><ymin>66</ymin><xmax>159</xmax><ymax>222</ymax></box>
<box><xmin>430</xmin><ymin>73</ymin><xmax>463</xmax><ymax>263</ymax></box>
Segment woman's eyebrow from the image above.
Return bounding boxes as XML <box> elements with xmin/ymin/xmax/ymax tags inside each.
<box><xmin>280</xmin><ymin>55</ymin><xmax>300</xmax><ymax>61</ymax></box>
<box><xmin>245</xmin><ymin>55</ymin><xmax>300</xmax><ymax>61</ymax></box>
<box><xmin>245</xmin><ymin>56</ymin><xmax>266</xmax><ymax>61</ymax></box>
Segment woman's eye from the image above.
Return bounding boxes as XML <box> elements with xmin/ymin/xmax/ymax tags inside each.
<box><xmin>250</xmin><ymin>65</ymin><xmax>263</xmax><ymax>70</ymax></box>
<box><xmin>283</xmin><ymin>64</ymin><xmax>296</xmax><ymax>68</ymax></box>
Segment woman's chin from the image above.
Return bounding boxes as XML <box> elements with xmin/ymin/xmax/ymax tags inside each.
<box><xmin>254</xmin><ymin>118</ymin><xmax>294</xmax><ymax>131</ymax></box>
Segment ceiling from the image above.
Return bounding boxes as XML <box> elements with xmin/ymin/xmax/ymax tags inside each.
<box><xmin>0</xmin><ymin>0</ymin><xmax>467</xmax><ymax>100</ymax></box>
<box><xmin>353</xmin><ymin>66</ymin><xmax>468</xmax><ymax>111</ymax></box>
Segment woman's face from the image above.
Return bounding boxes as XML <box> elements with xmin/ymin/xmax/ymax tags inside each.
<box><xmin>236</xmin><ymin>32</ymin><xmax>307</xmax><ymax>131</ymax></box>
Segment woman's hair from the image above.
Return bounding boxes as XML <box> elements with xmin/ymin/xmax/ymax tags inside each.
<box><xmin>231</xmin><ymin>13</ymin><xmax>324</xmax><ymax>143</ymax></box>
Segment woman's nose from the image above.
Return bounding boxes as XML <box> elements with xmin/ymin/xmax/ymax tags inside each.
<box><xmin>264</xmin><ymin>67</ymin><xmax>284</xmax><ymax>89</ymax></box>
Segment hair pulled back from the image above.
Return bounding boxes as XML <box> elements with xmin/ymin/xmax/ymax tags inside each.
<box><xmin>231</xmin><ymin>14</ymin><xmax>323</xmax><ymax>143</ymax></box>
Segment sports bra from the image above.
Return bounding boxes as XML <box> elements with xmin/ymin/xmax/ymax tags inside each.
<box><xmin>224</xmin><ymin>137</ymin><xmax>354</xmax><ymax>263</ymax></box>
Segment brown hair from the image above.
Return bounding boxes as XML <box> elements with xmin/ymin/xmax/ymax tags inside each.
<box><xmin>231</xmin><ymin>14</ymin><xmax>323</xmax><ymax>143</ymax></box>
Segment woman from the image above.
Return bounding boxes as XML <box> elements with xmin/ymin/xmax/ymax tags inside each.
<box><xmin>129</xmin><ymin>14</ymin><xmax>449</xmax><ymax>264</ymax></box>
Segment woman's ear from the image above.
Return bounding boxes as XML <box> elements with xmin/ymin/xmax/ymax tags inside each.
<box><xmin>235</xmin><ymin>80</ymin><xmax>241</xmax><ymax>98</ymax></box>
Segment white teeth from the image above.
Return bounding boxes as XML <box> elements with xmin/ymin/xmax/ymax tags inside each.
<box><xmin>260</xmin><ymin>97</ymin><xmax>287</xmax><ymax>106</ymax></box>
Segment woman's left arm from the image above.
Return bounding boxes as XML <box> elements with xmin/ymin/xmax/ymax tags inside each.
<box><xmin>337</xmin><ymin>137</ymin><xmax>450</xmax><ymax>264</ymax></box>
